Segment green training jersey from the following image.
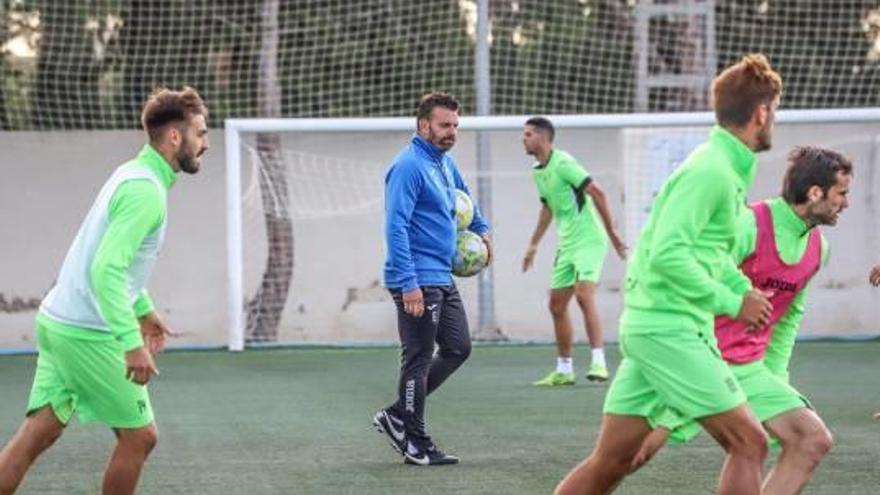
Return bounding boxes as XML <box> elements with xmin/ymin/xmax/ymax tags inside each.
<box><xmin>622</xmin><ymin>126</ymin><xmax>756</xmax><ymax>333</ymax></box>
<box><xmin>531</xmin><ymin>149</ymin><xmax>606</xmax><ymax>250</ymax></box>
<box><xmin>733</xmin><ymin>197</ymin><xmax>829</xmax><ymax>380</ymax></box>
<box><xmin>40</xmin><ymin>145</ymin><xmax>176</xmax><ymax>351</ymax></box>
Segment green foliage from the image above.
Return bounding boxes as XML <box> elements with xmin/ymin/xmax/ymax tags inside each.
<box><xmin>277</xmin><ymin>1</ymin><xmax>473</xmax><ymax>117</ymax></box>
<box><xmin>0</xmin><ymin>1</ymin><xmax>878</xmax><ymax>129</ymax></box>
<box><xmin>716</xmin><ymin>0</ymin><xmax>879</xmax><ymax>109</ymax></box>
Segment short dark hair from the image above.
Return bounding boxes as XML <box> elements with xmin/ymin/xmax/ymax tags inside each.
<box><xmin>525</xmin><ymin>116</ymin><xmax>555</xmax><ymax>142</ymax></box>
<box><xmin>781</xmin><ymin>146</ymin><xmax>853</xmax><ymax>204</ymax></box>
<box><xmin>416</xmin><ymin>92</ymin><xmax>459</xmax><ymax>123</ymax></box>
<box><xmin>712</xmin><ymin>53</ymin><xmax>782</xmax><ymax>127</ymax></box>
<box><xmin>141</xmin><ymin>86</ymin><xmax>208</xmax><ymax>141</ymax></box>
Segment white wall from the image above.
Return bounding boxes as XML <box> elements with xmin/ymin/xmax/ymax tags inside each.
<box><xmin>1</xmin><ymin>122</ymin><xmax>879</xmax><ymax>350</ymax></box>
<box><xmin>0</xmin><ymin>130</ymin><xmax>228</xmax><ymax>349</ymax></box>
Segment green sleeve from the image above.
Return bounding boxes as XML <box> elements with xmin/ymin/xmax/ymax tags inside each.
<box><xmin>89</xmin><ymin>180</ymin><xmax>165</xmax><ymax>351</ymax></box>
<box><xmin>764</xmin><ymin>234</ymin><xmax>829</xmax><ymax>380</ymax></box>
<box><xmin>557</xmin><ymin>157</ymin><xmax>589</xmax><ymax>187</ymax></box>
<box><xmin>732</xmin><ymin>207</ymin><xmax>758</xmax><ymax>266</ymax></box>
<box><xmin>649</xmin><ymin>165</ymin><xmax>742</xmax><ymax>317</ymax></box>
<box><xmin>719</xmin><ymin>209</ymin><xmax>757</xmax><ymax>296</ymax></box>
<box><xmin>133</xmin><ymin>289</ymin><xmax>155</xmax><ymax>318</ymax></box>
<box><xmin>763</xmin><ymin>288</ymin><xmax>804</xmax><ymax>381</ymax></box>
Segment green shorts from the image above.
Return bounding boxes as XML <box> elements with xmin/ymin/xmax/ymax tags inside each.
<box><xmin>734</xmin><ymin>361</ymin><xmax>809</xmax><ymax>422</ymax></box>
<box><xmin>604</xmin><ymin>327</ymin><xmax>746</xmax><ymax>422</ymax></box>
<box><xmin>656</xmin><ymin>360</ymin><xmax>809</xmax><ymax>443</ymax></box>
<box><xmin>26</xmin><ymin>316</ymin><xmax>154</xmax><ymax>428</ymax></box>
<box><xmin>551</xmin><ymin>241</ymin><xmax>608</xmax><ymax>288</ymax></box>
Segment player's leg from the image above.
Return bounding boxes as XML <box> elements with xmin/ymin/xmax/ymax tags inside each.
<box><xmin>400</xmin><ymin>284</ymin><xmax>471</xmax><ymax>465</ymax></box>
<box><xmin>543</xmin><ymin>286</ymin><xmax>576</xmax><ymax>383</ymax></box>
<box><xmin>535</xmin><ymin>252</ymin><xmax>577</xmax><ymax>385</ymax></box>
<box><xmin>549</xmin><ymin>287</ymin><xmax>575</xmax><ymax>360</ymax></box>
<box><xmin>374</xmin><ymin>288</ymin><xmax>441</xmax><ymax>454</ymax></box>
<box><xmin>51</xmin><ymin>331</ymin><xmax>157</xmax><ymax>494</ymax></box>
<box><xmin>610</xmin><ymin>365</ymin><xmax>764</xmax><ymax>493</ymax></box>
<box><xmin>573</xmin><ymin>282</ymin><xmax>607</xmax><ymax>381</ymax></box>
<box><xmin>550</xmin><ymin>250</ymin><xmax>577</xmax><ymax>361</ymax></box>
<box><xmin>572</xmin><ymin>242</ymin><xmax>609</xmax><ymax>381</ymax></box>
<box><xmin>0</xmin><ymin>319</ymin><xmax>74</xmax><ymax>494</ymax></box>
<box><xmin>555</xmin><ymin>353</ymin><xmax>658</xmax><ymax>494</ymax></box>
<box><xmin>534</xmin><ymin>286</ymin><xmax>577</xmax><ymax>384</ymax></box>
<box><xmin>103</xmin><ymin>424</ymin><xmax>158</xmax><ymax>495</ymax></box>
<box><xmin>573</xmin><ymin>281</ymin><xmax>602</xmax><ymax>353</ymax></box>
<box><xmin>374</xmin><ymin>289</ymin><xmax>422</xmax><ymax>454</ymax></box>
<box><xmin>761</xmin><ymin>408</ymin><xmax>832</xmax><ymax>495</ymax></box>
<box><xmin>730</xmin><ymin>362</ymin><xmax>832</xmax><ymax>495</ymax></box>
<box><xmin>0</xmin><ymin>407</ymin><xmax>66</xmax><ymax>494</ymax></box>
<box><xmin>554</xmin><ymin>414</ymin><xmax>652</xmax><ymax>495</ymax></box>
<box><xmin>631</xmin><ymin>404</ymin><xmax>703</xmax><ymax>470</ymax></box>
<box><xmin>630</xmin><ymin>425</ymin><xmax>668</xmax><ymax>471</ymax></box>
<box><xmin>382</xmin><ymin>288</ymin><xmax>443</xmax><ymax>460</ymax></box>
<box><xmin>698</xmin><ymin>405</ymin><xmax>768</xmax><ymax>495</ymax></box>
<box><xmin>628</xmin><ymin>330</ymin><xmax>766</xmax><ymax>495</ymax></box>
<box><xmin>426</xmin><ymin>284</ymin><xmax>471</xmax><ymax>396</ymax></box>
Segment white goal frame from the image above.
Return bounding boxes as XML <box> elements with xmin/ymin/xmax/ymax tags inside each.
<box><xmin>225</xmin><ymin>108</ymin><xmax>880</xmax><ymax>351</ymax></box>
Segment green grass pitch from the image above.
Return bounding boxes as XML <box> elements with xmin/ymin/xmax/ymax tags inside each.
<box><xmin>0</xmin><ymin>343</ymin><xmax>878</xmax><ymax>494</ymax></box>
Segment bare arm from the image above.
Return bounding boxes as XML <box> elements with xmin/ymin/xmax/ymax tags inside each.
<box><xmin>522</xmin><ymin>203</ymin><xmax>552</xmax><ymax>272</ymax></box>
<box><xmin>584</xmin><ymin>181</ymin><xmax>627</xmax><ymax>259</ymax></box>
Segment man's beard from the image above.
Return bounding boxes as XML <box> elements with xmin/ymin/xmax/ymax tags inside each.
<box><xmin>427</xmin><ymin>129</ymin><xmax>455</xmax><ymax>151</ymax></box>
<box><xmin>754</xmin><ymin>124</ymin><xmax>772</xmax><ymax>152</ymax></box>
<box><xmin>806</xmin><ymin>203</ymin><xmax>837</xmax><ymax>227</ymax></box>
<box><xmin>812</xmin><ymin>211</ymin><xmax>837</xmax><ymax>226</ymax></box>
<box><xmin>176</xmin><ymin>145</ymin><xmax>200</xmax><ymax>174</ymax></box>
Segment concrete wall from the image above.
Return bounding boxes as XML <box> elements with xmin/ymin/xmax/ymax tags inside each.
<box><xmin>2</xmin><ymin>122</ymin><xmax>880</xmax><ymax>349</ymax></box>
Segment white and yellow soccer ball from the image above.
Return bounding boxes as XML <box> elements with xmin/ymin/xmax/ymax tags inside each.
<box><xmin>454</xmin><ymin>189</ymin><xmax>474</xmax><ymax>231</ymax></box>
<box><xmin>453</xmin><ymin>230</ymin><xmax>489</xmax><ymax>277</ymax></box>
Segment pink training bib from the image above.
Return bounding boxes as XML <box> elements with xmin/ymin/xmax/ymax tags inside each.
<box><xmin>715</xmin><ymin>202</ymin><xmax>821</xmax><ymax>364</ymax></box>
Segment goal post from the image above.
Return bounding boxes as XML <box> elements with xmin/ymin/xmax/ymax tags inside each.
<box><xmin>225</xmin><ymin>108</ymin><xmax>880</xmax><ymax>351</ymax></box>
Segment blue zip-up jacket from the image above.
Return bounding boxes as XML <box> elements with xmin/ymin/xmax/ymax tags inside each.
<box><xmin>384</xmin><ymin>134</ymin><xmax>490</xmax><ymax>292</ymax></box>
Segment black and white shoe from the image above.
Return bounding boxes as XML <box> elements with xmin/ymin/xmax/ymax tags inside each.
<box><xmin>372</xmin><ymin>409</ymin><xmax>407</xmax><ymax>456</ymax></box>
<box><xmin>403</xmin><ymin>440</ymin><xmax>460</xmax><ymax>466</ymax></box>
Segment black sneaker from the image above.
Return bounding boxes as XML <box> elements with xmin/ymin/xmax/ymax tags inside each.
<box><xmin>403</xmin><ymin>440</ymin><xmax>460</xmax><ymax>466</ymax></box>
<box><xmin>372</xmin><ymin>409</ymin><xmax>406</xmax><ymax>456</ymax></box>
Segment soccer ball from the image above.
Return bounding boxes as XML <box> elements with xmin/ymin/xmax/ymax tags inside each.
<box><xmin>454</xmin><ymin>189</ymin><xmax>474</xmax><ymax>230</ymax></box>
<box><xmin>453</xmin><ymin>230</ymin><xmax>489</xmax><ymax>277</ymax></box>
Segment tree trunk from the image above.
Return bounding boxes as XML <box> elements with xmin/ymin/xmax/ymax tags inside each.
<box><xmin>244</xmin><ymin>0</ymin><xmax>293</xmax><ymax>342</ymax></box>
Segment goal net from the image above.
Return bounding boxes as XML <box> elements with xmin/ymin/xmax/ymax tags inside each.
<box><xmin>6</xmin><ymin>2</ymin><xmax>880</xmax><ymax>350</ymax></box>
<box><xmin>226</xmin><ymin>110</ymin><xmax>880</xmax><ymax>350</ymax></box>
<box><xmin>2</xmin><ymin>1</ymin><xmax>879</xmax><ymax>130</ymax></box>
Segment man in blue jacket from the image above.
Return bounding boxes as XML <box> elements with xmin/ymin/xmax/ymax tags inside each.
<box><xmin>373</xmin><ymin>92</ymin><xmax>492</xmax><ymax>466</ymax></box>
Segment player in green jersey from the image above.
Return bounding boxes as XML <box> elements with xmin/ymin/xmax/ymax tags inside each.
<box><xmin>0</xmin><ymin>88</ymin><xmax>209</xmax><ymax>495</ymax></box>
<box><xmin>555</xmin><ymin>54</ymin><xmax>782</xmax><ymax>495</ymax></box>
<box><xmin>522</xmin><ymin>117</ymin><xmax>627</xmax><ymax>386</ymax></box>
<box><xmin>634</xmin><ymin>146</ymin><xmax>852</xmax><ymax>495</ymax></box>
